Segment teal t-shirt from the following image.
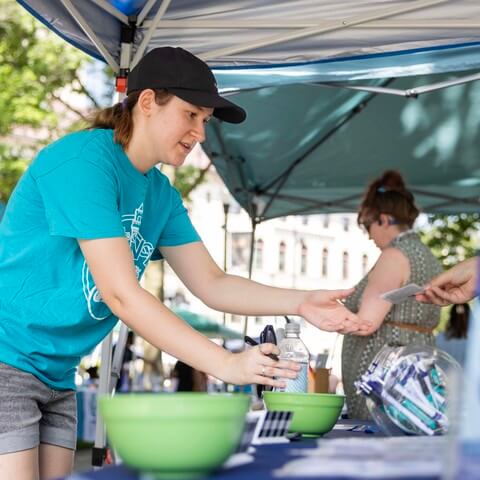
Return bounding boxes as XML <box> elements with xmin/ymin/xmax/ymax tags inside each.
<box><xmin>0</xmin><ymin>129</ymin><xmax>200</xmax><ymax>390</ymax></box>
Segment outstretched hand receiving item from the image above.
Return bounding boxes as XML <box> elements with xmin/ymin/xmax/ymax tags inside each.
<box><xmin>298</xmin><ymin>289</ymin><xmax>370</xmax><ymax>334</ymax></box>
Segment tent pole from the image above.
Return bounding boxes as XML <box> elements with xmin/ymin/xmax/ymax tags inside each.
<box><xmin>60</xmin><ymin>0</ymin><xmax>119</xmax><ymax>72</ymax></box>
<box><xmin>257</xmin><ymin>78</ymin><xmax>394</xmax><ymax>220</ymax></box>
<box><xmin>409</xmin><ymin>189</ymin><xmax>480</xmax><ymax>209</ymax></box>
<box><xmin>260</xmin><ymin>191</ymin><xmax>362</xmax><ymax>210</ymax></box>
<box><xmin>89</xmin><ymin>0</ymin><xmax>129</xmax><ymax>23</ymax></box>
<box><xmin>222</xmin><ymin>201</ymin><xmax>230</xmax><ymax>325</ymax></box>
<box><xmin>243</xmin><ymin>208</ymin><xmax>258</xmax><ymax>337</ymax></box>
<box><xmin>137</xmin><ymin>0</ymin><xmax>158</xmax><ymax>26</ymax></box>
<box><xmin>259</xmin><ymin>104</ymin><xmax>367</xmax><ymax>218</ymax></box>
<box><xmin>260</xmin><ymin>100</ymin><xmax>366</xmax><ymax>202</ymax></box>
<box><xmin>131</xmin><ymin>0</ymin><xmax>172</xmax><ymax>68</ymax></box>
<box><xmin>92</xmin><ymin>32</ymin><xmax>135</xmax><ymax>466</ymax></box>
<box><xmin>91</xmin><ymin>332</ymin><xmax>112</xmax><ymax>467</ymax></box>
<box><xmin>142</xmin><ymin>19</ymin><xmax>480</xmax><ymax>30</ymax></box>
<box><xmin>407</xmin><ymin>71</ymin><xmax>480</xmax><ymax>96</ymax></box>
<box><xmin>319</xmin><ymin>71</ymin><xmax>480</xmax><ymax>97</ymax></box>
<box><xmin>317</xmin><ymin>83</ymin><xmax>409</xmax><ymax>97</ymax></box>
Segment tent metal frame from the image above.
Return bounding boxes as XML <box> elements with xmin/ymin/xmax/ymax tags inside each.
<box><xmin>319</xmin><ymin>70</ymin><xmax>480</xmax><ymax>97</ymax></box>
<box><xmin>59</xmin><ymin>0</ymin><xmax>480</xmax><ymax>92</ymax></box>
<box><xmin>143</xmin><ymin>19</ymin><xmax>480</xmax><ymax>30</ymax></box>
<box><xmin>227</xmin><ymin>79</ymin><xmax>393</xmax><ymax>222</ymax></box>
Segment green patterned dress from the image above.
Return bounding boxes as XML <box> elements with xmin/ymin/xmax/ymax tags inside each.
<box><xmin>341</xmin><ymin>231</ymin><xmax>442</xmax><ymax>420</ymax></box>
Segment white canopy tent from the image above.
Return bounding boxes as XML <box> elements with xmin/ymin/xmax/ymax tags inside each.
<box><xmin>19</xmin><ymin>0</ymin><xmax>480</xmax><ymax>91</ymax></box>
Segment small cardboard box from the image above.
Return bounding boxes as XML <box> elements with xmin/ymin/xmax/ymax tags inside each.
<box><xmin>314</xmin><ymin>367</ymin><xmax>331</xmax><ymax>393</ymax></box>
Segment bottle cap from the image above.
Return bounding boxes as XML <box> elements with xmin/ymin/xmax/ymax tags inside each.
<box><xmin>285</xmin><ymin>322</ymin><xmax>300</xmax><ymax>335</ymax></box>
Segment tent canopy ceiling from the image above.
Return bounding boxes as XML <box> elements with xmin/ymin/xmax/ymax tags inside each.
<box><xmin>18</xmin><ymin>0</ymin><xmax>480</xmax><ymax>218</ymax></box>
<box><xmin>19</xmin><ymin>1</ymin><xmax>480</xmax><ymax>86</ymax></box>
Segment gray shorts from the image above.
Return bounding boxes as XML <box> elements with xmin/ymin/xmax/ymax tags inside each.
<box><xmin>0</xmin><ymin>362</ymin><xmax>77</xmax><ymax>454</ymax></box>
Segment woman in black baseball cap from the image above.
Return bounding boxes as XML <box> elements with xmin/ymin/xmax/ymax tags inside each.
<box><xmin>126</xmin><ymin>46</ymin><xmax>246</xmax><ymax>123</ymax></box>
<box><xmin>0</xmin><ymin>46</ymin><xmax>364</xmax><ymax>479</ymax></box>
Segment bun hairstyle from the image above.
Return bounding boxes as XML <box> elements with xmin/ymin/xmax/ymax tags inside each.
<box><xmin>358</xmin><ymin>170</ymin><xmax>420</xmax><ymax>228</ymax></box>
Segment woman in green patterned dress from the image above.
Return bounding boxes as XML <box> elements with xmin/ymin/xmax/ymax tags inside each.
<box><xmin>341</xmin><ymin>170</ymin><xmax>443</xmax><ymax>420</ymax></box>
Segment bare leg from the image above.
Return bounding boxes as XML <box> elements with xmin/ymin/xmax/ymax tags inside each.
<box><xmin>0</xmin><ymin>448</ymin><xmax>39</xmax><ymax>480</ymax></box>
<box><xmin>39</xmin><ymin>444</ymin><xmax>74</xmax><ymax>480</ymax></box>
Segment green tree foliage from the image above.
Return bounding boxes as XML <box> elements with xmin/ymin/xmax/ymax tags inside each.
<box><xmin>173</xmin><ymin>163</ymin><xmax>211</xmax><ymax>202</ymax></box>
<box><xmin>0</xmin><ymin>0</ymin><xmax>98</xmax><ymax>203</ymax></box>
<box><xmin>419</xmin><ymin>213</ymin><xmax>480</xmax><ymax>269</ymax></box>
<box><xmin>0</xmin><ymin>0</ymin><xmax>208</xmax><ymax>206</ymax></box>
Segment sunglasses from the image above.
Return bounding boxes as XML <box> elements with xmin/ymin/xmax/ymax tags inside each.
<box><xmin>360</xmin><ymin>216</ymin><xmax>399</xmax><ymax>233</ymax></box>
<box><xmin>360</xmin><ymin>218</ymin><xmax>377</xmax><ymax>234</ymax></box>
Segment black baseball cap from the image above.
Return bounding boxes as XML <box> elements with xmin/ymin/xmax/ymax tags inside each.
<box><xmin>127</xmin><ymin>47</ymin><xmax>246</xmax><ymax>124</ymax></box>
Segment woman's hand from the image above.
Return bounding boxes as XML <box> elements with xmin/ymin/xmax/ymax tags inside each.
<box><xmin>298</xmin><ymin>289</ymin><xmax>369</xmax><ymax>334</ymax></box>
<box><xmin>221</xmin><ymin>343</ymin><xmax>301</xmax><ymax>387</ymax></box>
<box><xmin>416</xmin><ymin>257</ymin><xmax>477</xmax><ymax>306</ymax></box>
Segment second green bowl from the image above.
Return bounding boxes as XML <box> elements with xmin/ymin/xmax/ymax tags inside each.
<box><xmin>263</xmin><ymin>391</ymin><xmax>344</xmax><ymax>436</ymax></box>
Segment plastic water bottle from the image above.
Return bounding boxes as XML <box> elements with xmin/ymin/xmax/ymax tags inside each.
<box><xmin>277</xmin><ymin>322</ymin><xmax>309</xmax><ymax>393</ymax></box>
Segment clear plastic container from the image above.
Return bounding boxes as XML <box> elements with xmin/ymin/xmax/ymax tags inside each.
<box><xmin>276</xmin><ymin>322</ymin><xmax>309</xmax><ymax>393</ymax></box>
<box><xmin>355</xmin><ymin>344</ymin><xmax>462</xmax><ymax>436</ymax></box>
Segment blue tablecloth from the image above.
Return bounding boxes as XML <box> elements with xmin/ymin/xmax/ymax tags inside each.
<box><xmin>64</xmin><ymin>422</ymin><xmax>480</xmax><ymax>480</ymax></box>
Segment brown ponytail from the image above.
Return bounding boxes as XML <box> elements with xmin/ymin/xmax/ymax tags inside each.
<box><xmin>88</xmin><ymin>89</ymin><xmax>172</xmax><ymax>148</ymax></box>
<box><xmin>358</xmin><ymin>170</ymin><xmax>419</xmax><ymax>228</ymax></box>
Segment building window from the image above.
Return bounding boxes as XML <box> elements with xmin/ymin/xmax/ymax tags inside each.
<box><xmin>278</xmin><ymin>241</ymin><xmax>286</xmax><ymax>272</ymax></box>
<box><xmin>323</xmin><ymin>215</ymin><xmax>330</xmax><ymax>229</ymax></box>
<box><xmin>342</xmin><ymin>217</ymin><xmax>350</xmax><ymax>232</ymax></box>
<box><xmin>255</xmin><ymin>238</ymin><xmax>264</xmax><ymax>270</ymax></box>
<box><xmin>342</xmin><ymin>251</ymin><xmax>349</xmax><ymax>280</ymax></box>
<box><xmin>362</xmin><ymin>254</ymin><xmax>369</xmax><ymax>276</ymax></box>
<box><xmin>321</xmin><ymin>247</ymin><xmax>328</xmax><ymax>277</ymax></box>
<box><xmin>300</xmin><ymin>241</ymin><xmax>308</xmax><ymax>275</ymax></box>
<box><xmin>254</xmin><ymin>316</ymin><xmax>263</xmax><ymax>325</ymax></box>
<box><xmin>206</xmin><ymin>191</ymin><xmax>211</xmax><ymax>203</ymax></box>
<box><xmin>231</xmin><ymin>233</ymin><xmax>250</xmax><ymax>269</ymax></box>
<box><xmin>231</xmin><ymin>315</ymin><xmax>242</xmax><ymax>324</ymax></box>
<box><xmin>302</xmin><ymin>215</ymin><xmax>309</xmax><ymax>225</ymax></box>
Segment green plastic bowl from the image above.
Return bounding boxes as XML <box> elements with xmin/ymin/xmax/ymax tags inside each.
<box><xmin>263</xmin><ymin>392</ymin><xmax>344</xmax><ymax>436</ymax></box>
<box><xmin>99</xmin><ymin>393</ymin><xmax>250</xmax><ymax>479</ymax></box>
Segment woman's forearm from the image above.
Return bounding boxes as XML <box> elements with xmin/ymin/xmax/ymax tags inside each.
<box><xmin>161</xmin><ymin>242</ymin><xmax>362</xmax><ymax>334</ymax></box>
<box><xmin>108</xmin><ymin>285</ymin><xmax>231</xmax><ymax>380</ymax></box>
<box><xmin>200</xmin><ymin>272</ymin><xmax>308</xmax><ymax>316</ymax></box>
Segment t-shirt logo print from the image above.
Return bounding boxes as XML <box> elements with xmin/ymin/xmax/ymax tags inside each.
<box><xmin>123</xmin><ymin>203</ymin><xmax>154</xmax><ymax>277</ymax></box>
<box><xmin>82</xmin><ymin>203</ymin><xmax>154</xmax><ymax>320</ymax></box>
